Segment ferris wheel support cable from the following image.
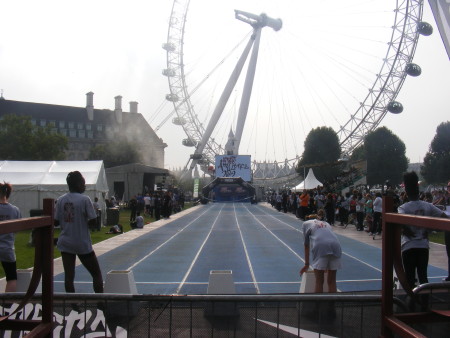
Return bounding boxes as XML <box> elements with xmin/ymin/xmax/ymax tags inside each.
<box><xmin>339</xmin><ymin>0</ymin><xmax>415</xmax><ymax>153</ymax></box>
<box><xmin>187</xmin><ymin>35</ymin><xmax>256</xmax><ymax>171</ymax></box>
<box><xmin>159</xmin><ymin>34</ymin><xmax>250</xmax><ymax>132</ymax></box>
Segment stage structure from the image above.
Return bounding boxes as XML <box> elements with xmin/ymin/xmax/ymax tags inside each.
<box><xmin>202</xmin><ymin>155</ymin><xmax>255</xmax><ymax>202</ymax></box>
<box><xmin>202</xmin><ymin>177</ymin><xmax>256</xmax><ymax>203</ymax></box>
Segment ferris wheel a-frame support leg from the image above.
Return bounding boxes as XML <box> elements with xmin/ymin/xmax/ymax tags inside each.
<box><xmin>183</xmin><ymin>11</ymin><xmax>282</xmax><ymax>179</ymax></box>
<box><xmin>234</xmin><ymin>27</ymin><xmax>261</xmax><ymax>155</ymax></box>
<box><xmin>185</xmin><ymin>33</ymin><xmax>256</xmax><ymax>176</ymax></box>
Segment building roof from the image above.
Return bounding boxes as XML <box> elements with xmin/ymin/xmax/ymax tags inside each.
<box><xmin>0</xmin><ymin>99</ymin><xmax>166</xmax><ymax>147</ymax></box>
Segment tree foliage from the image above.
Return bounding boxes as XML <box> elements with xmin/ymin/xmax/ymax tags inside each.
<box><xmin>0</xmin><ymin>114</ymin><xmax>67</xmax><ymax>160</ymax></box>
<box><xmin>297</xmin><ymin>126</ymin><xmax>341</xmax><ymax>182</ymax></box>
<box><xmin>88</xmin><ymin>139</ymin><xmax>141</xmax><ymax>168</ymax></box>
<box><xmin>421</xmin><ymin>121</ymin><xmax>450</xmax><ymax>184</ymax></box>
<box><xmin>364</xmin><ymin>127</ymin><xmax>408</xmax><ymax>185</ymax></box>
<box><xmin>350</xmin><ymin>144</ymin><xmax>365</xmax><ymax>162</ymax></box>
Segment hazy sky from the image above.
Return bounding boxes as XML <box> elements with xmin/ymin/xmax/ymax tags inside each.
<box><xmin>1</xmin><ymin>0</ymin><xmax>449</xmax><ymax>169</ymax></box>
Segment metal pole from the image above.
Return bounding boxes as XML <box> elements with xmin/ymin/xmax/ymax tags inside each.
<box><xmin>233</xmin><ymin>27</ymin><xmax>261</xmax><ymax>154</ymax></box>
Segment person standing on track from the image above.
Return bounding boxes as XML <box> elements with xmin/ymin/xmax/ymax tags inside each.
<box><xmin>299</xmin><ymin>209</ymin><xmax>342</xmax><ymax>293</ymax></box>
<box><xmin>54</xmin><ymin>171</ymin><xmax>103</xmax><ymax>293</ymax></box>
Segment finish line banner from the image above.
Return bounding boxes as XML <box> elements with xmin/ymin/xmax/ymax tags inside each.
<box><xmin>428</xmin><ymin>0</ymin><xmax>450</xmax><ymax>59</ymax></box>
<box><xmin>215</xmin><ymin>155</ymin><xmax>251</xmax><ymax>182</ymax></box>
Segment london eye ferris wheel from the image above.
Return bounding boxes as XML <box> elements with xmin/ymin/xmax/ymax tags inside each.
<box><xmin>161</xmin><ymin>0</ymin><xmax>431</xmax><ymax>184</ymax></box>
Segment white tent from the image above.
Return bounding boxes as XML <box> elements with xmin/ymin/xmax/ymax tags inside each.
<box><xmin>0</xmin><ymin>161</ymin><xmax>108</xmax><ymax>216</ymax></box>
<box><xmin>294</xmin><ymin>169</ymin><xmax>323</xmax><ymax>190</ymax></box>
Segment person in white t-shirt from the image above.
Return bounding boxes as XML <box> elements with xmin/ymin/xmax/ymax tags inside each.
<box><xmin>54</xmin><ymin>171</ymin><xmax>103</xmax><ymax>293</ymax></box>
<box><xmin>300</xmin><ymin>209</ymin><xmax>342</xmax><ymax>293</ymax></box>
<box><xmin>398</xmin><ymin>171</ymin><xmax>447</xmax><ymax>288</ymax></box>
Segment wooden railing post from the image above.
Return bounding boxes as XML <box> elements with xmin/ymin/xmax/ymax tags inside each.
<box><xmin>381</xmin><ymin>196</ymin><xmax>394</xmax><ymax>337</ymax></box>
<box><xmin>41</xmin><ymin>198</ymin><xmax>54</xmax><ymax>330</ymax></box>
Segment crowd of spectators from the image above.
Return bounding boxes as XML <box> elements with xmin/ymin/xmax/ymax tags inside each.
<box><xmin>267</xmin><ymin>178</ymin><xmax>449</xmax><ymax>237</ymax></box>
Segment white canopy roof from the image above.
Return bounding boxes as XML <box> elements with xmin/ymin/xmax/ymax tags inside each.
<box><xmin>0</xmin><ymin>161</ymin><xmax>108</xmax><ymax>215</ymax></box>
<box><xmin>294</xmin><ymin>168</ymin><xmax>323</xmax><ymax>190</ymax></box>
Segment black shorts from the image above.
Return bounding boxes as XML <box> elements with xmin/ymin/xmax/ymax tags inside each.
<box><xmin>2</xmin><ymin>261</ymin><xmax>17</xmax><ymax>281</ymax></box>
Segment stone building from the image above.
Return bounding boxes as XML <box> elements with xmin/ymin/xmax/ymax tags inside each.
<box><xmin>0</xmin><ymin>92</ymin><xmax>167</xmax><ymax>167</ymax></box>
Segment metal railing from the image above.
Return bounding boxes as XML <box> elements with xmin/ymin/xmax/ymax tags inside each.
<box><xmin>0</xmin><ymin>293</ymin><xmax>406</xmax><ymax>338</ymax></box>
<box><xmin>381</xmin><ymin>196</ymin><xmax>450</xmax><ymax>337</ymax></box>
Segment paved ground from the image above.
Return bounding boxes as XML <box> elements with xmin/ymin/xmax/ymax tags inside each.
<box><xmin>2</xmin><ymin>202</ymin><xmax>448</xmax><ymax>294</ymax></box>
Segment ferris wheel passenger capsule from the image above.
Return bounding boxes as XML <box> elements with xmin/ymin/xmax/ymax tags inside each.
<box><xmin>387</xmin><ymin>101</ymin><xmax>403</xmax><ymax>114</ymax></box>
<box><xmin>417</xmin><ymin>22</ymin><xmax>433</xmax><ymax>36</ymax></box>
<box><xmin>162</xmin><ymin>43</ymin><xmax>176</xmax><ymax>51</ymax></box>
<box><xmin>163</xmin><ymin>69</ymin><xmax>176</xmax><ymax>77</ymax></box>
<box><xmin>405</xmin><ymin>63</ymin><xmax>421</xmax><ymax>77</ymax></box>
<box><xmin>183</xmin><ymin>138</ymin><xmax>196</xmax><ymax>147</ymax></box>
<box><xmin>166</xmin><ymin>94</ymin><xmax>179</xmax><ymax>102</ymax></box>
<box><xmin>172</xmin><ymin>117</ymin><xmax>186</xmax><ymax>125</ymax></box>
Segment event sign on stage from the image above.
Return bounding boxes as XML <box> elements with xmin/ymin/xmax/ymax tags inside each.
<box><xmin>215</xmin><ymin>155</ymin><xmax>251</xmax><ymax>182</ymax></box>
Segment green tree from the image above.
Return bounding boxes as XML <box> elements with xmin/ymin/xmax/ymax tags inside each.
<box><xmin>88</xmin><ymin>139</ymin><xmax>141</xmax><ymax>168</ymax></box>
<box><xmin>350</xmin><ymin>144</ymin><xmax>365</xmax><ymax>162</ymax></box>
<box><xmin>0</xmin><ymin>114</ymin><xmax>67</xmax><ymax>160</ymax></box>
<box><xmin>297</xmin><ymin>126</ymin><xmax>341</xmax><ymax>182</ymax></box>
<box><xmin>421</xmin><ymin>121</ymin><xmax>450</xmax><ymax>184</ymax></box>
<box><xmin>364</xmin><ymin>127</ymin><xmax>408</xmax><ymax>186</ymax></box>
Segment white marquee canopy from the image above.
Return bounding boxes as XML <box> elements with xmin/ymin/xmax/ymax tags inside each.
<box><xmin>294</xmin><ymin>169</ymin><xmax>323</xmax><ymax>191</ymax></box>
<box><xmin>0</xmin><ymin>161</ymin><xmax>108</xmax><ymax>216</ymax></box>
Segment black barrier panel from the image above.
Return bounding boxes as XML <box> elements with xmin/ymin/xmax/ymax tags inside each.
<box><xmin>1</xmin><ymin>292</ymin><xmax>449</xmax><ymax>337</ymax></box>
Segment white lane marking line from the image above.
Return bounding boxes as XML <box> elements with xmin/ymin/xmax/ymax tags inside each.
<box><xmin>255</xmin><ymin>205</ymin><xmax>303</xmax><ymax>233</ymax></box>
<box><xmin>341</xmin><ymin>251</ymin><xmax>381</xmax><ymax>272</ymax></box>
<box><xmin>256</xmin><ymin>204</ymin><xmax>383</xmax><ymax>273</ymax></box>
<box><xmin>234</xmin><ymin>203</ymin><xmax>261</xmax><ymax>294</ymax></box>
<box><xmin>126</xmin><ymin>204</ymin><xmax>218</xmax><ymax>271</ymax></box>
<box><xmin>243</xmin><ymin>204</ymin><xmax>305</xmax><ymax>263</ymax></box>
<box><xmin>256</xmin><ymin>318</ymin><xmax>336</xmax><ymax>338</ymax></box>
<box><xmin>175</xmin><ymin>204</ymin><xmax>225</xmax><ymax>294</ymax></box>
<box><xmin>59</xmin><ymin>278</ymin><xmax>389</xmax><ymax>286</ymax></box>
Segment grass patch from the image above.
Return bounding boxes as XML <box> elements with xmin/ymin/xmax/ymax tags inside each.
<box><xmin>2</xmin><ymin>203</ymin><xmax>194</xmax><ymax>279</ymax></box>
<box><xmin>429</xmin><ymin>231</ymin><xmax>445</xmax><ymax>245</ymax></box>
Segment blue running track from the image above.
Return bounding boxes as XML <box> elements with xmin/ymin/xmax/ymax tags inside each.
<box><xmin>53</xmin><ymin>203</ymin><xmax>447</xmax><ymax>294</ymax></box>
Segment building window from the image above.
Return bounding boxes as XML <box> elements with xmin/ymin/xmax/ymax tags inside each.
<box><xmin>39</xmin><ymin>120</ymin><xmax>46</xmax><ymax>127</ymax></box>
<box><xmin>49</xmin><ymin>120</ymin><xmax>56</xmax><ymax>127</ymax></box>
<box><xmin>87</xmin><ymin>131</ymin><xmax>94</xmax><ymax>139</ymax></box>
<box><xmin>68</xmin><ymin>122</ymin><xmax>75</xmax><ymax>129</ymax></box>
<box><xmin>31</xmin><ymin>119</ymin><xmax>37</xmax><ymax>126</ymax></box>
<box><xmin>97</xmin><ymin>124</ymin><xmax>103</xmax><ymax>132</ymax></box>
<box><xmin>78</xmin><ymin>130</ymin><xmax>85</xmax><ymax>138</ymax></box>
<box><xmin>69</xmin><ymin>130</ymin><xmax>76</xmax><ymax>138</ymax></box>
<box><xmin>77</xmin><ymin>123</ymin><xmax>84</xmax><ymax>130</ymax></box>
<box><xmin>59</xmin><ymin>129</ymin><xmax>67</xmax><ymax>136</ymax></box>
<box><xmin>59</xmin><ymin>121</ymin><xmax>65</xmax><ymax>128</ymax></box>
<box><xmin>86</xmin><ymin>123</ymin><xmax>92</xmax><ymax>131</ymax></box>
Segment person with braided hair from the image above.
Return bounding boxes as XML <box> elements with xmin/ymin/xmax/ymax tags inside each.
<box><xmin>0</xmin><ymin>182</ymin><xmax>21</xmax><ymax>292</ymax></box>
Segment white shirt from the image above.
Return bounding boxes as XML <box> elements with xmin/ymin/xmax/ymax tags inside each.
<box><xmin>373</xmin><ymin>196</ymin><xmax>383</xmax><ymax>213</ymax></box>
<box><xmin>55</xmin><ymin>192</ymin><xmax>97</xmax><ymax>255</ymax></box>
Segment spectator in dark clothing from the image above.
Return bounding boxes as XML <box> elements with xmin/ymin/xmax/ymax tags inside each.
<box><xmin>128</xmin><ymin>196</ymin><xmax>137</xmax><ymax>223</ymax></box>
